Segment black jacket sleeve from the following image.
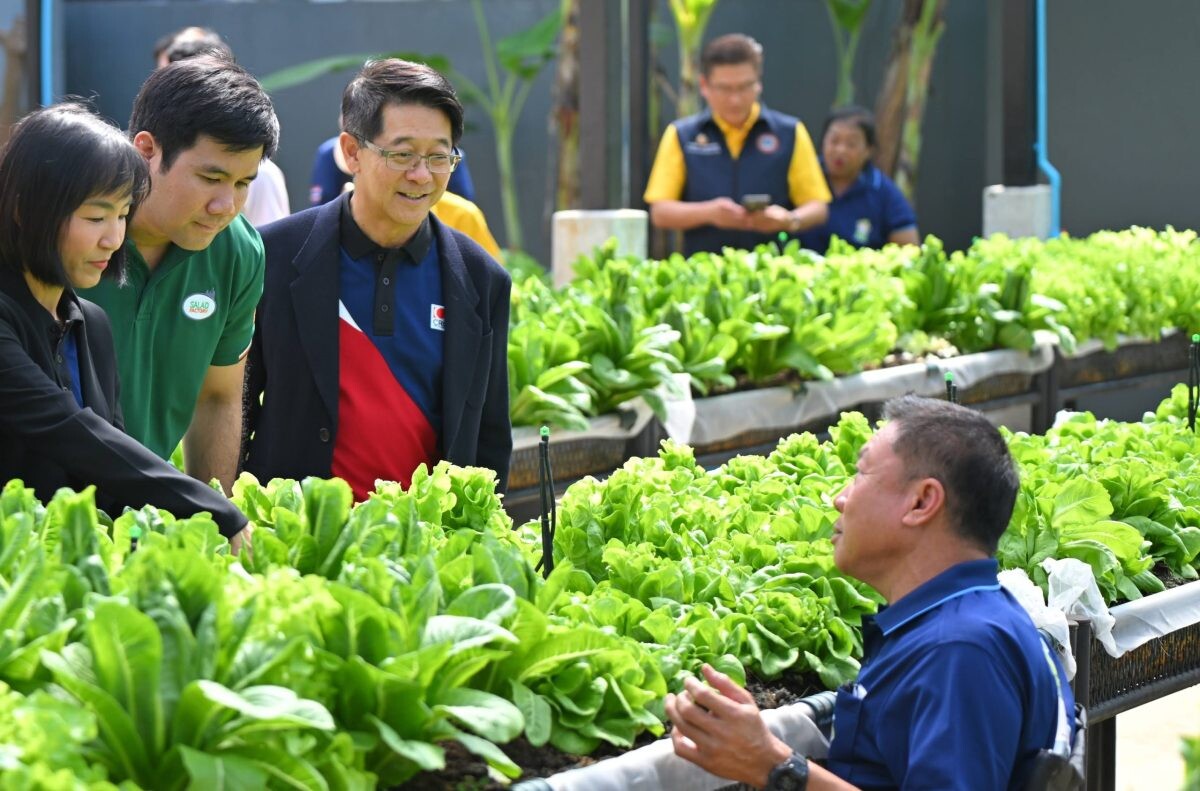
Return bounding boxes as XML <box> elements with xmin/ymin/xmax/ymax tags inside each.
<box><xmin>0</xmin><ymin>311</ymin><xmax>249</xmax><ymax>537</ymax></box>
<box><xmin>477</xmin><ymin>268</ymin><xmax>512</xmax><ymax>491</ymax></box>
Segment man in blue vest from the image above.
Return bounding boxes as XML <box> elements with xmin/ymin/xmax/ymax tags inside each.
<box><xmin>643</xmin><ymin>33</ymin><xmax>830</xmax><ymax>256</ymax></box>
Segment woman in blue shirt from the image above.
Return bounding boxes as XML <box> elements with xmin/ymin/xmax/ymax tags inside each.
<box><xmin>0</xmin><ymin>103</ymin><xmax>250</xmax><ymax>541</ymax></box>
<box><xmin>799</xmin><ymin>106</ymin><xmax>920</xmax><ymax>253</ymax></box>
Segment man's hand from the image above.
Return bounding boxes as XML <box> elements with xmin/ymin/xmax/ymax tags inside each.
<box><xmin>708</xmin><ymin>196</ymin><xmax>751</xmax><ymax>229</ymax></box>
<box><xmin>230</xmin><ymin>523</ymin><xmax>253</xmax><ymax>559</ymax></box>
<box><xmin>746</xmin><ymin>204</ymin><xmax>797</xmax><ymax>235</ymax></box>
<box><xmin>665</xmin><ymin>664</ymin><xmax>793</xmax><ymax>788</ymax></box>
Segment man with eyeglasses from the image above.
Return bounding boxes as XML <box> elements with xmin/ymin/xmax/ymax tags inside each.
<box><xmin>243</xmin><ymin>58</ymin><xmax>512</xmax><ymax>499</ymax></box>
<box><xmin>644</xmin><ymin>33</ymin><xmax>831</xmax><ymax>256</ymax></box>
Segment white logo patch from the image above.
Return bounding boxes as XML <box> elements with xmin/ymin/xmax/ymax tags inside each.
<box><xmin>182</xmin><ymin>292</ymin><xmax>217</xmax><ymax>320</ymax></box>
<box><xmin>430</xmin><ymin>304</ymin><xmax>446</xmax><ymax>331</ymax></box>
<box><xmin>853</xmin><ymin>218</ymin><xmax>873</xmax><ymax>245</ymax></box>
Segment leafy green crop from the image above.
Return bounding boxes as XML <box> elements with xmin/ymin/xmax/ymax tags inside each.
<box><xmin>509</xmin><ymin>228</ymin><xmax>1197</xmax><ymax>428</ymax></box>
<box><xmin>0</xmin><ymin>682</ymin><xmax>113</xmax><ymax>790</ymax></box>
<box><xmin>537</xmin><ymin>420</ymin><xmax>881</xmax><ymax>690</ymax></box>
<box><xmin>5</xmin><ymin>384</ymin><xmax>1200</xmax><ymax>785</ymax></box>
<box><xmin>1184</xmin><ymin>733</ymin><xmax>1200</xmax><ymax>791</ymax></box>
<box><xmin>999</xmin><ymin>387</ymin><xmax>1200</xmax><ymax>601</ymax></box>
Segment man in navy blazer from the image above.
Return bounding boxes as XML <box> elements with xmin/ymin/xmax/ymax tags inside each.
<box><xmin>243</xmin><ymin>59</ymin><xmax>511</xmax><ymax>498</ymax></box>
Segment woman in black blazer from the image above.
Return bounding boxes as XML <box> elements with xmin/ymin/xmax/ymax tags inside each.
<box><xmin>0</xmin><ymin>103</ymin><xmax>250</xmax><ymax>546</ymax></box>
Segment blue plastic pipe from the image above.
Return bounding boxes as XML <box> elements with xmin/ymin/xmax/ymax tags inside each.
<box><xmin>1035</xmin><ymin>0</ymin><xmax>1061</xmax><ymax>236</ymax></box>
<box><xmin>39</xmin><ymin>0</ymin><xmax>52</xmax><ymax>105</ymax></box>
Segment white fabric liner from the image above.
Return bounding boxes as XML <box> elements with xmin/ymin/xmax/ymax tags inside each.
<box><xmin>512</xmin><ymin>331</ymin><xmax>1169</xmax><ymax>453</ymax></box>
<box><xmin>511</xmin><ymin>397</ymin><xmax>658</xmax><ymax>454</ymax></box>
<box><xmin>1107</xmin><ymin>577</ymin><xmax>1200</xmax><ymax>656</ymax></box>
<box><xmin>683</xmin><ymin>344</ymin><xmax>1056</xmax><ymax>447</ymax></box>
<box><xmin>544</xmin><ymin>702</ymin><xmax>829</xmax><ymax>791</ymax></box>
<box><xmin>1061</xmin><ymin>329</ymin><xmax>1179</xmax><ymax>361</ymax></box>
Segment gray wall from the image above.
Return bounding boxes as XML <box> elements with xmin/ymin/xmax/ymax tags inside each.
<box><xmin>61</xmin><ymin>0</ymin><xmax>1200</xmax><ymax>262</ymax></box>
<box><xmin>1046</xmin><ymin>0</ymin><xmax>1200</xmax><ymax>235</ymax></box>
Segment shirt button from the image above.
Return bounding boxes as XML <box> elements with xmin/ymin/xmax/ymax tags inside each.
<box><xmin>382</xmin><ymin>277</ymin><xmax>390</xmax><ymax>285</ymax></box>
<box><xmin>380</xmin><ymin>304</ymin><xmax>389</xmax><ymax>312</ymax></box>
<box><xmin>318</xmin><ymin>428</ymin><xmax>330</xmax><ymax>442</ymax></box>
<box><xmin>56</xmin><ymin>355</ymin><xmax>64</xmax><ymax>363</ymax></box>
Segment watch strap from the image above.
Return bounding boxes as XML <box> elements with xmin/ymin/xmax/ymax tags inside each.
<box><xmin>765</xmin><ymin>751</ymin><xmax>809</xmax><ymax>791</ymax></box>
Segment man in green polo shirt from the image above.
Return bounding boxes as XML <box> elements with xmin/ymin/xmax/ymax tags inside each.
<box><xmin>81</xmin><ymin>55</ymin><xmax>279</xmax><ymax>494</ymax></box>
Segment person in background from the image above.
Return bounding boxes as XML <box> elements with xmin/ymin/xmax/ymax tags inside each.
<box><xmin>798</xmin><ymin>106</ymin><xmax>919</xmax><ymax>253</ymax></box>
<box><xmin>245</xmin><ymin>59</ymin><xmax>511</xmax><ymax>501</ymax></box>
<box><xmin>80</xmin><ymin>55</ymin><xmax>279</xmax><ymax>495</ymax></box>
<box><xmin>0</xmin><ymin>103</ymin><xmax>250</xmax><ymax>547</ymax></box>
<box><xmin>644</xmin><ymin>33</ymin><xmax>830</xmax><ymax>256</ymax></box>
<box><xmin>433</xmin><ymin>190</ymin><xmax>502</xmax><ymax>261</ymax></box>
<box><xmin>154</xmin><ymin>26</ymin><xmax>291</xmax><ymax>228</ymax></box>
<box><xmin>153</xmin><ymin>25</ymin><xmax>230</xmax><ymax>69</ymax></box>
<box><xmin>667</xmin><ymin>396</ymin><xmax>1075</xmax><ymax>791</ymax></box>
<box><xmin>309</xmin><ymin>124</ymin><xmax>477</xmax><ymax>206</ymax></box>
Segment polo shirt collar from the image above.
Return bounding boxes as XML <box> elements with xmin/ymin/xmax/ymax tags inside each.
<box><xmin>127</xmin><ymin>234</ymin><xmax>202</xmax><ymax>276</ymax></box>
<box><xmin>821</xmin><ymin>159</ymin><xmax>881</xmax><ymax>200</ymax></box>
<box><xmin>340</xmin><ymin>194</ymin><xmax>433</xmax><ymax>265</ymax></box>
<box><xmin>873</xmin><ymin>558</ymin><xmax>1001</xmax><ymax>637</ymax></box>
<box><xmin>707</xmin><ymin>102</ymin><xmax>763</xmax><ymax>139</ymax></box>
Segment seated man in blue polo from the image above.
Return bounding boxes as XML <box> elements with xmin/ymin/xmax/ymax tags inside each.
<box><xmin>245</xmin><ymin>58</ymin><xmax>511</xmax><ymax>500</ymax></box>
<box><xmin>799</xmin><ymin>106</ymin><xmax>919</xmax><ymax>253</ymax></box>
<box><xmin>667</xmin><ymin>395</ymin><xmax>1076</xmax><ymax>791</ymax></box>
<box><xmin>643</xmin><ymin>33</ymin><xmax>831</xmax><ymax>257</ymax></box>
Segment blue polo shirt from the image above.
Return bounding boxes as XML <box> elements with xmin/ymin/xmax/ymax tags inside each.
<box><xmin>332</xmin><ymin>199</ymin><xmax>444</xmax><ymax>499</ymax></box>
<box><xmin>799</xmin><ymin>162</ymin><xmax>916</xmax><ymax>253</ymax></box>
<box><xmin>826</xmin><ymin>559</ymin><xmax>1072</xmax><ymax>791</ymax></box>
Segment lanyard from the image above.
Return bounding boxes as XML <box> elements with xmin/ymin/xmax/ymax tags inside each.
<box><xmin>1040</xmin><ymin>639</ymin><xmax>1073</xmax><ymax>756</ymax></box>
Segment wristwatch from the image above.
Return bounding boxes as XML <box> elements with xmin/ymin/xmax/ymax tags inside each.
<box><xmin>765</xmin><ymin>751</ymin><xmax>809</xmax><ymax>790</ymax></box>
<box><xmin>787</xmin><ymin>212</ymin><xmax>803</xmax><ymax>234</ymax></box>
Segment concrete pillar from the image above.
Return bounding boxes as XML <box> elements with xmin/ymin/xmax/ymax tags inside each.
<box><xmin>982</xmin><ymin>184</ymin><xmax>1052</xmax><ymax>239</ymax></box>
<box><xmin>551</xmin><ymin>209</ymin><xmax>648</xmax><ymax>288</ymax></box>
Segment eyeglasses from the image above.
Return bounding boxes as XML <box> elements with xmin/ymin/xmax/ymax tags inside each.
<box><xmin>707</xmin><ymin>79</ymin><xmax>760</xmax><ymax>96</ymax></box>
<box><xmin>354</xmin><ymin>136</ymin><xmax>462</xmax><ymax>174</ymax></box>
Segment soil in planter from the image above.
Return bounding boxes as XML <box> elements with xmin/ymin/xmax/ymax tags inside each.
<box><xmin>392</xmin><ymin>671</ymin><xmax>824</xmax><ymax>790</ymax></box>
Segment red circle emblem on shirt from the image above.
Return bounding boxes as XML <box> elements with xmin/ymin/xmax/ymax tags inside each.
<box><xmin>434</xmin><ymin>305</ymin><xmax>446</xmax><ymax>320</ymax></box>
<box><xmin>757</xmin><ymin>133</ymin><xmax>780</xmax><ymax>154</ymax></box>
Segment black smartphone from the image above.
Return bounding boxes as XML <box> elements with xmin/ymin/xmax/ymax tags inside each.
<box><xmin>741</xmin><ymin>193</ymin><xmax>771</xmax><ymax>211</ymax></box>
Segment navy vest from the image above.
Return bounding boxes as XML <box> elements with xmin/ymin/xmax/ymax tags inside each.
<box><xmin>676</xmin><ymin>105</ymin><xmax>797</xmax><ymax>256</ymax></box>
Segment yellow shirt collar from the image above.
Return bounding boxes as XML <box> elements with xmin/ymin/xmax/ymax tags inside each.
<box><xmin>711</xmin><ymin>103</ymin><xmax>762</xmax><ymax>159</ymax></box>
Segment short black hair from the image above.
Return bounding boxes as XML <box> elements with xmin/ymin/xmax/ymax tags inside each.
<box><xmin>822</xmin><ymin>105</ymin><xmax>876</xmax><ymax>148</ymax></box>
<box><xmin>881</xmin><ymin>395</ymin><xmax>1019</xmax><ymax>554</ymax></box>
<box><xmin>700</xmin><ymin>33</ymin><xmax>764</xmax><ymax>77</ymax></box>
<box><xmin>129</xmin><ymin>54</ymin><xmax>279</xmax><ymax>171</ymax></box>
<box><xmin>341</xmin><ymin>59</ymin><xmax>464</xmax><ymax>146</ymax></box>
<box><xmin>0</xmin><ymin>102</ymin><xmax>149</xmax><ymax>288</ymax></box>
